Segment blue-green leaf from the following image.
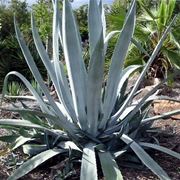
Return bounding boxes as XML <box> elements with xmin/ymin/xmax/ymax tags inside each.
<box><xmin>52</xmin><ymin>0</ymin><xmax>77</xmax><ymax>122</ymax></box>
<box><xmin>14</xmin><ymin>18</ymin><xmax>78</xmax><ymax>135</ymax></box>
<box><xmin>121</xmin><ymin>134</ymin><xmax>170</xmax><ymax>180</ymax></box>
<box><xmin>140</xmin><ymin>142</ymin><xmax>180</xmax><ymax>160</ymax></box>
<box><xmin>143</xmin><ymin>109</ymin><xmax>180</xmax><ymax>123</ymax></box>
<box><xmin>80</xmin><ymin>143</ymin><xmax>97</xmax><ymax>180</ymax></box>
<box><xmin>23</xmin><ymin>144</ymin><xmax>47</xmax><ymax>156</ymax></box>
<box><xmin>100</xmin><ymin>0</ymin><xmax>136</xmax><ymax>129</ymax></box>
<box><xmin>62</xmin><ymin>0</ymin><xmax>87</xmax><ymax>130</ymax></box>
<box><xmin>8</xmin><ymin>149</ymin><xmax>64</xmax><ymax>180</ymax></box>
<box><xmin>98</xmin><ymin>151</ymin><xmax>123</xmax><ymax>180</ymax></box>
<box><xmin>112</xmin><ymin>16</ymin><xmax>177</xmax><ymax>122</ymax></box>
<box><xmin>87</xmin><ymin>30</ymin><xmax>104</xmax><ymax>135</ymax></box>
<box><xmin>88</xmin><ymin>0</ymin><xmax>103</xmax><ymax>56</ymax></box>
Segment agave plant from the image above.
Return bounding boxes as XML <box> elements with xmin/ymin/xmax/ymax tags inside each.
<box><xmin>0</xmin><ymin>0</ymin><xmax>180</xmax><ymax>179</ymax></box>
<box><xmin>7</xmin><ymin>81</ymin><xmax>24</xmax><ymax>97</ymax></box>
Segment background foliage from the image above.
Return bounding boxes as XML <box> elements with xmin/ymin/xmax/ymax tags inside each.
<box><xmin>0</xmin><ymin>0</ymin><xmax>47</xmax><ymax>91</ymax></box>
<box><xmin>107</xmin><ymin>0</ymin><xmax>180</xmax><ymax>79</ymax></box>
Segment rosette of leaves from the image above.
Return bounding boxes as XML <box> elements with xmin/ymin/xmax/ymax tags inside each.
<box><xmin>0</xmin><ymin>0</ymin><xmax>180</xmax><ymax>180</ymax></box>
<box><xmin>7</xmin><ymin>81</ymin><xmax>24</xmax><ymax>97</ymax></box>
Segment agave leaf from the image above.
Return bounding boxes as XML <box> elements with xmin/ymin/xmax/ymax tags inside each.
<box><xmin>58</xmin><ymin>141</ymin><xmax>81</xmax><ymax>152</ymax></box>
<box><xmin>4</xmin><ymin>95</ymin><xmax>37</xmax><ymax>101</ymax></box>
<box><xmin>143</xmin><ymin>109</ymin><xmax>180</xmax><ymax>123</ymax></box>
<box><xmin>52</xmin><ymin>0</ymin><xmax>63</xmax><ymax>46</ymax></box>
<box><xmin>7</xmin><ymin>149</ymin><xmax>64</xmax><ymax>180</ymax></box>
<box><xmin>117</xmin><ymin>65</ymin><xmax>142</xmax><ymax>102</ymax></box>
<box><xmin>86</xmin><ymin>0</ymin><xmax>104</xmax><ymax>135</ymax></box>
<box><xmin>0</xmin><ymin>119</ymin><xmax>67</xmax><ymax>139</ymax></box>
<box><xmin>52</xmin><ymin>0</ymin><xmax>78</xmax><ymax>122</ymax></box>
<box><xmin>99</xmin><ymin>0</ymin><xmax>106</xmax><ymax>38</ymax></box>
<box><xmin>0</xmin><ymin>119</ymin><xmax>51</xmax><ymax>131</ymax></box>
<box><xmin>100</xmin><ymin>0</ymin><xmax>136</xmax><ymax>129</ymax></box>
<box><xmin>62</xmin><ymin>0</ymin><xmax>87</xmax><ymax>130</ymax></box>
<box><xmin>80</xmin><ymin>143</ymin><xmax>97</xmax><ymax>180</ymax></box>
<box><xmin>31</xmin><ymin>14</ymin><xmax>56</xmax><ymax>84</ymax></box>
<box><xmin>101</xmin><ymin>65</ymin><xmax>142</xmax><ymax>129</ymax></box>
<box><xmin>88</xmin><ymin>0</ymin><xmax>103</xmax><ymax>56</ymax></box>
<box><xmin>14</xmin><ymin>19</ymin><xmax>56</xmax><ymax>111</ymax></box>
<box><xmin>0</xmin><ymin>107</ymin><xmax>57</xmax><ymax>127</ymax></box>
<box><xmin>14</xmin><ymin>18</ymin><xmax>77</xmax><ymax>133</ymax></box>
<box><xmin>112</xmin><ymin>16</ymin><xmax>177</xmax><ymax>122</ymax></box>
<box><xmin>102</xmin><ymin>65</ymin><xmax>141</xmax><ymax>129</ymax></box>
<box><xmin>111</xmin><ymin>89</ymin><xmax>160</xmax><ymax>129</ymax></box>
<box><xmin>2</xmin><ymin>73</ymin><xmax>71</xmax><ymax>128</ymax></box>
<box><xmin>111</xmin><ymin>80</ymin><xmax>164</xmax><ymax>126</ymax></box>
<box><xmin>101</xmin><ymin>82</ymin><xmax>160</xmax><ymax>134</ymax></box>
<box><xmin>87</xmin><ymin>31</ymin><xmax>104</xmax><ymax>135</ymax></box>
<box><xmin>140</xmin><ymin>142</ymin><xmax>180</xmax><ymax>160</ymax></box>
<box><xmin>104</xmin><ymin>30</ymin><xmax>120</xmax><ymax>55</ymax></box>
<box><xmin>10</xmin><ymin>136</ymin><xmax>32</xmax><ymax>151</ymax></box>
<box><xmin>31</xmin><ymin>13</ymin><xmax>76</xmax><ymax>121</ymax></box>
<box><xmin>113</xmin><ymin>149</ymin><xmax>127</xmax><ymax>158</ymax></box>
<box><xmin>0</xmin><ymin>135</ymin><xmax>19</xmax><ymax>143</ymax></box>
<box><xmin>23</xmin><ymin>144</ymin><xmax>47</xmax><ymax>156</ymax></box>
<box><xmin>121</xmin><ymin>134</ymin><xmax>170</xmax><ymax>180</ymax></box>
<box><xmin>98</xmin><ymin>151</ymin><xmax>123</xmax><ymax>180</ymax></box>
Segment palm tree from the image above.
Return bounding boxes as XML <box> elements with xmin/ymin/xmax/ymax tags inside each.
<box><xmin>107</xmin><ymin>0</ymin><xmax>180</xmax><ymax>79</ymax></box>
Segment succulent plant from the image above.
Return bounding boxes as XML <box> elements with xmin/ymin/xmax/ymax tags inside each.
<box><xmin>0</xmin><ymin>0</ymin><xmax>180</xmax><ymax>180</ymax></box>
<box><xmin>7</xmin><ymin>81</ymin><xmax>24</xmax><ymax>97</ymax></box>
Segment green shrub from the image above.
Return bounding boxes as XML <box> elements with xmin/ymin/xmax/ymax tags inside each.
<box><xmin>0</xmin><ymin>0</ymin><xmax>180</xmax><ymax>180</ymax></box>
<box><xmin>0</xmin><ymin>34</ymin><xmax>47</xmax><ymax>91</ymax></box>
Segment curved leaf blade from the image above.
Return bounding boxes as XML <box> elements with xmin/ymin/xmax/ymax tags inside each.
<box><xmin>88</xmin><ymin>0</ymin><xmax>103</xmax><ymax>56</ymax></box>
<box><xmin>112</xmin><ymin>16</ymin><xmax>177</xmax><ymax>122</ymax></box>
<box><xmin>143</xmin><ymin>109</ymin><xmax>180</xmax><ymax>123</ymax></box>
<box><xmin>101</xmin><ymin>0</ymin><xmax>136</xmax><ymax>129</ymax></box>
<box><xmin>98</xmin><ymin>151</ymin><xmax>123</xmax><ymax>180</ymax></box>
<box><xmin>80</xmin><ymin>143</ymin><xmax>97</xmax><ymax>180</ymax></box>
<box><xmin>87</xmin><ymin>31</ymin><xmax>104</xmax><ymax>135</ymax></box>
<box><xmin>62</xmin><ymin>0</ymin><xmax>87</xmax><ymax>130</ymax></box>
<box><xmin>13</xmin><ymin>18</ymin><xmax>78</xmax><ymax>134</ymax></box>
<box><xmin>52</xmin><ymin>0</ymin><xmax>77</xmax><ymax>121</ymax></box>
<box><xmin>8</xmin><ymin>149</ymin><xmax>63</xmax><ymax>180</ymax></box>
<box><xmin>121</xmin><ymin>134</ymin><xmax>170</xmax><ymax>180</ymax></box>
<box><xmin>140</xmin><ymin>142</ymin><xmax>180</xmax><ymax>160</ymax></box>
